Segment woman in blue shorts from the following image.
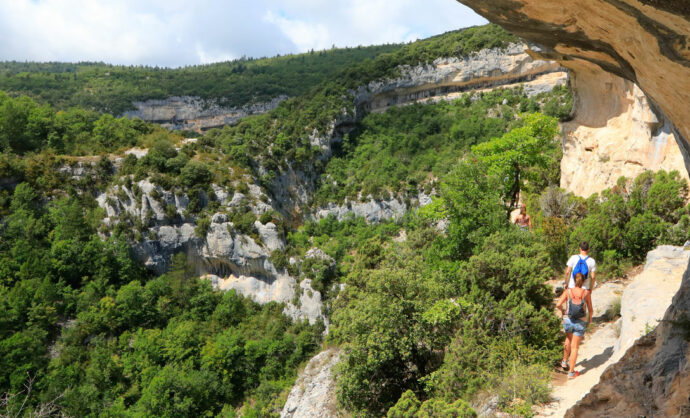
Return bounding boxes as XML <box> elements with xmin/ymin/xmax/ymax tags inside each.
<box><xmin>556</xmin><ymin>272</ymin><xmax>592</xmax><ymax>378</ymax></box>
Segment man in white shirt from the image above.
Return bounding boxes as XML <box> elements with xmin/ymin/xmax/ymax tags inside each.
<box><xmin>564</xmin><ymin>241</ymin><xmax>596</xmax><ymax>291</ymax></box>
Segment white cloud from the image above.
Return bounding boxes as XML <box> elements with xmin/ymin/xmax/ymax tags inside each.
<box><xmin>0</xmin><ymin>0</ymin><xmax>487</xmax><ymax>67</ymax></box>
<box><xmin>263</xmin><ymin>10</ymin><xmax>331</xmax><ymax>52</ymax></box>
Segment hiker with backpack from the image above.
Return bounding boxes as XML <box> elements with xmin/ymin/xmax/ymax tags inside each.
<box><xmin>556</xmin><ymin>272</ymin><xmax>593</xmax><ymax>378</ymax></box>
<box><xmin>564</xmin><ymin>241</ymin><xmax>596</xmax><ymax>292</ymax></box>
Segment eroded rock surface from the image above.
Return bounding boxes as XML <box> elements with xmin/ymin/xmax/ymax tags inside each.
<box><xmin>95</xmin><ymin>178</ymin><xmax>325</xmax><ymax>324</ymax></box>
<box><xmin>281</xmin><ymin>348</ymin><xmax>342</xmax><ymax>418</ymax></box>
<box><xmin>560</xmin><ymin>69</ymin><xmax>690</xmax><ymax>197</ymax></box>
<box><xmin>355</xmin><ymin>43</ymin><xmax>566</xmax><ymax>113</ymax></box>
<box><xmin>456</xmin><ymin>0</ymin><xmax>690</xmax><ymax>147</ymax></box>
<box><xmin>124</xmin><ymin>95</ymin><xmax>287</xmax><ymax>132</ymax></box>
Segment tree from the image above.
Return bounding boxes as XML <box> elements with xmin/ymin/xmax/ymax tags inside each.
<box><xmin>472</xmin><ymin>113</ymin><xmax>559</xmax><ymax>212</ymax></box>
<box><xmin>439</xmin><ymin>159</ymin><xmax>505</xmax><ymax>259</ymax></box>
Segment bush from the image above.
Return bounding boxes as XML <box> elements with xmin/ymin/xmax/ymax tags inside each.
<box><xmin>180</xmin><ymin>161</ymin><xmax>213</xmax><ymax>187</ymax></box>
<box><xmin>165</xmin><ymin>204</ymin><xmax>178</xmax><ymax>221</ymax></box>
<box><xmin>416</xmin><ymin>398</ymin><xmax>476</xmax><ymax>418</ymax></box>
<box><xmin>229</xmin><ymin>210</ymin><xmax>256</xmax><ymax>235</ymax></box>
<box><xmin>387</xmin><ymin>390</ymin><xmax>421</xmax><ymax>418</ymax></box>
<box><xmin>270</xmin><ymin>250</ymin><xmax>288</xmax><ymax>271</ymax></box>
<box><xmin>493</xmin><ymin>363</ymin><xmax>551</xmax><ymax>411</ymax></box>
<box><xmin>259</xmin><ymin>211</ymin><xmax>273</xmax><ymax>225</ymax></box>
<box><xmin>623</xmin><ymin>212</ymin><xmax>668</xmax><ymax>262</ymax></box>
<box><xmin>195</xmin><ymin>216</ymin><xmax>211</xmax><ymax>238</ymax></box>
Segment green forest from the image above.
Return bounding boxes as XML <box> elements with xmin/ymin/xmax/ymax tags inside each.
<box><xmin>0</xmin><ymin>25</ymin><xmax>515</xmax><ymax>115</ymax></box>
<box><xmin>2</xmin><ymin>23</ymin><xmax>690</xmax><ymax>417</ymax></box>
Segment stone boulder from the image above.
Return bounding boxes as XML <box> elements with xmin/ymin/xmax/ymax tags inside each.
<box><xmin>614</xmin><ymin>246</ymin><xmax>690</xmax><ymax>358</ymax></box>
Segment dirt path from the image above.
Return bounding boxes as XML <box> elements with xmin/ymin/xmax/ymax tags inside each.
<box><xmin>534</xmin><ymin>278</ymin><xmax>629</xmax><ymax>417</ymax></box>
<box><xmin>535</xmin><ymin>321</ymin><xmax>619</xmax><ymax>417</ymax></box>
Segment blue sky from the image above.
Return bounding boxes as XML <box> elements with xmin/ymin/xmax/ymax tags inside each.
<box><xmin>0</xmin><ymin>0</ymin><xmax>486</xmax><ymax>67</ymax></box>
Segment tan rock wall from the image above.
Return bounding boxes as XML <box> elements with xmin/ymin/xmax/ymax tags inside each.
<box><xmin>560</xmin><ymin>69</ymin><xmax>690</xmax><ymax>197</ymax></box>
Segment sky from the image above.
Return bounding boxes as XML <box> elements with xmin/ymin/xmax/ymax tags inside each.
<box><xmin>0</xmin><ymin>0</ymin><xmax>486</xmax><ymax>68</ymax></box>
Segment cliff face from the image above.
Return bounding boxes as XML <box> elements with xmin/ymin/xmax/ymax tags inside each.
<box><xmin>560</xmin><ymin>67</ymin><xmax>689</xmax><ymax>197</ymax></box>
<box><xmin>456</xmin><ymin>0</ymin><xmax>690</xmax><ymax>146</ymax></box>
<box><xmin>123</xmin><ymin>95</ymin><xmax>287</xmax><ymax>132</ymax></box>
<box><xmin>355</xmin><ymin>43</ymin><xmax>566</xmax><ymax>113</ymax></box>
<box><xmin>453</xmin><ymin>0</ymin><xmax>690</xmax><ymax>414</ymax></box>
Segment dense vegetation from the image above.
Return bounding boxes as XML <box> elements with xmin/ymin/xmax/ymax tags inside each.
<box><xmin>3</xmin><ymin>22</ymin><xmax>689</xmax><ymax>418</ymax></box>
<box><xmin>0</xmin><ymin>24</ymin><xmax>515</xmax><ymax>115</ymax></box>
<box><xmin>0</xmin><ymin>174</ymin><xmax>321</xmax><ymax>416</ymax></box>
<box><xmin>315</xmin><ymin>85</ymin><xmax>570</xmax><ymax>205</ymax></box>
<box><xmin>0</xmin><ymin>45</ymin><xmax>400</xmax><ymax>115</ymax></box>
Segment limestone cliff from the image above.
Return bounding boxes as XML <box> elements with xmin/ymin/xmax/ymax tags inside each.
<box><xmin>452</xmin><ymin>0</ymin><xmax>690</xmax><ymax>414</ymax></box>
<box><xmin>455</xmin><ymin>0</ymin><xmax>690</xmax><ymax>147</ymax></box>
<box><xmin>354</xmin><ymin>43</ymin><xmax>566</xmax><ymax>113</ymax></box>
<box><xmin>94</xmin><ymin>177</ymin><xmax>325</xmax><ymax>324</ymax></box>
<box><xmin>123</xmin><ymin>95</ymin><xmax>287</xmax><ymax>133</ymax></box>
<box><xmin>561</xmin><ymin>69</ymin><xmax>690</xmax><ymax>197</ymax></box>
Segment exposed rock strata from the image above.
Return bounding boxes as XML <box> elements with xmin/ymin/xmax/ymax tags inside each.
<box><xmin>124</xmin><ymin>95</ymin><xmax>287</xmax><ymax>132</ymax></box>
<box><xmin>354</xmin><ymin>43</ymin><xmax>566</xmax><ymax>113</ymax></box>
<box><xmin>456</xmin><ymin>0</ymin><xmax>690</xmax><ymax>147</ymax></box>
<box><xmin>95</xmin><ymin>178</ymin><xmax>324</xmax><ymax>324</ymax></box>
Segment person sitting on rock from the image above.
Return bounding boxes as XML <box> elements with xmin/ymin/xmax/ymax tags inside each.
<box><xmin>514</xmin><ymin>203</ymin><xmax>532</xmax><ymax>231</ymax></box>
<box><xmin>556</xmin><ymin>272</ymin><xmax>593</xmax><ymax>378</ymax></box>
<box><xmin>564</xmin><ymin>241</ymin><xmax>596</xmax><ymax>292</ymax></box>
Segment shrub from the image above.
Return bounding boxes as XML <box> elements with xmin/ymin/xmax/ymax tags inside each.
<box><xmin>165</xmin><ymin>204</ymin><xmax>178</xmax><ymax>221</ymax></box>
<box><xmin>270</xmin><ymin>250</ymin><xmax>288</xmax><ymax>271</ymax></box>
<box><xmin>493</xmin><ymin>363</ymin><xmax>551</xmax><ymax>411</ymax></box>
<box><xmin>604</xmin><ymin>296</ymin><xmax>622</xmax><ymax>321</ymax></box>
<box><xmin>195</xmin><ymin>216</ymin><xmax>211</xmax><ymax>238</ymax></box>
<box><xmin>229</xmin><ymin>210</ymin><xmax>257</xmax><ymax>235</ymax></box>
<box><xmin>387</xmin><ymin>390</ymin><xmax>421</xmax><ymax>417</ymax></box>
<box><xmin>259</xmin><ymin>211</ymin><xmax>273</xmax><ymax>225</ymax></box>
<box><xmin>416</xmin><ymin>398</ymin><xmax>476</xmax><ymax>418</ymax></box>
<box><xmin>623</xmin><ymin>212</ymin><xmax>668</xmax><ymax>262</ymax></box>
<box><xmin>180</xmin><ymin>161</ymin><xmax>212</xmax><ymax>187</ymax></box>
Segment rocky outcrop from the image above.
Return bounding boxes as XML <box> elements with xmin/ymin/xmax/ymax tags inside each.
<box><xmin>566</xmin><ymin>246</ymin><xmax>690</xmax><ymax>416</ymax></box>
<box><xmin>281</xmin><ymin>348</ymin><xmax>342</xmax><ymax>418</ymax></box>
<box><xmin>312</xmin><ymin>198</ymin><xmax>407</xmax><ymax>223</ymax></box>
<box><xmin>95</xmin><ymin>178</ymin><xmax>325</xmax><ymax>324</ymax></box>
<box><xmin>124</xmin><ymin>95</ymin><xmax>287</xmax><ymax>132</ymax></box>
<box><xmin>560</xmin><ymin>67</ymin><xmax>689</xmax><ymax>197</ymax></box>
<box><xmin>354</xmin><ymin>43</ymin><xmax>567</xmax><ymax>113</ymax></box>
<box><xmin>614</xmin><ymin>246</ymin><xmax>690</xmax><ymax>357</ymax></box>
<box><xmin>455</xmin><ymin>0</ymin><xmax>690</xmax><ymax>148</ymax></box>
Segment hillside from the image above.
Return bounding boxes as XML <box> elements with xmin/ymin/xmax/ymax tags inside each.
<box><xmin>0</xmin><ymin>45</ymin><xmax>400</xmax><ymax>115</ymax></box>
<box><xmin>2</xmin><ymin>20</ymin><xmax>690</xmax><ymax>417</ymax></box>
<box><xmin>0</xmin><ymin>25</ymin><xmax>515</xmax><ymax>119</ymax></box>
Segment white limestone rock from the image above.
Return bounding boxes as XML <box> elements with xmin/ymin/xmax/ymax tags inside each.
<box><xmin>613</xmin><ymin>246</ymin><xmax>690</xmax><ymax>359</ymax></box>
<box><xmin>281</xmin><ymin>348</ymin><xmax>342</xmax><ymax>418</ymax></box>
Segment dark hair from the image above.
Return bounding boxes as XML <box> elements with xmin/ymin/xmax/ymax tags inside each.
<box><xmin>574</xmin><ymin>272</ymin><xmax>585</xmax><ymax>287</ymax></box>
<box><xmin>579</xmin><ymin>241</ymin><xmax>589</xmax><ymax>251</ymax></box>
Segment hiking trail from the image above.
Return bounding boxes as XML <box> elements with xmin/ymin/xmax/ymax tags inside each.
<box><xmin>536</xmin><ymin>246</ymin><xmax>690</xmax><ymax>416</ymax></box>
